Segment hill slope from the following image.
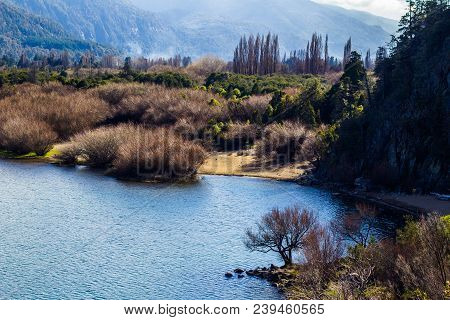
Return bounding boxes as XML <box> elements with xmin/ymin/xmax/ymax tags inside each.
<box><xmin>0</xmin><ymin>1</ymin><xmax>115</xmax><ymax>60</ymax></box>
<box><xmin>7</xmin><ymin>0</ymin><xmax>178</xmax><ymax>56</ymax></box>
<box><xmin>130</xmin><ymin>0</ymin><xmax>397</xmax><ymax>58</ymax></box>
<box><xmin>9</xmin><ymin>0</ymin><xmax>397</xmax><ymax>59</ymax></box>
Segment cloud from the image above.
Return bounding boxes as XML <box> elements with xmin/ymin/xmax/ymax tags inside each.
<box><xmin>313</xmin><ymin>0</ymin><xmax>407</xmax><ymax>20</ymax></box>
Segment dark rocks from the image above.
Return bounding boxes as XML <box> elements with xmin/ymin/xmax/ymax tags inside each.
<box><xmin>225</xmin><ymin>272</ymin><xmax>233</xmax><ymax>278</ymax></box>
<box><xmin>243</xmin><ymin>264</ymin><xmax>299</xmax><ymax>295</ymax></box>
<box><xmin>238</xmin><ymin>274</ymin><xmax>245</xmax><ymax>279</ymax></box>
<box><xmin>246</xmin><ymin>270</ymin><xmax>255</xmax><ymax>276</ymax></box>
<box><xmin>234</xmin><ymin>268</ymin><xmax>245</xmax><ymax>274</ymax></box>
<box><xmin>267</xmin><ymin>273</ymin><xmax>280</xmax><ymax>282</ymax></box>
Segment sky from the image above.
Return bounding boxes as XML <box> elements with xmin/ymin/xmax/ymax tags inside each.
<box><xmin>313</xmin><ymin>0</ymin><xmax>407</xmax><ymax>20</ymax></box>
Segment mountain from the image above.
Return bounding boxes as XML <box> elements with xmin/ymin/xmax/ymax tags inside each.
<box><xmin>0</xmin><ymin>1</ymin><xmax>115</xmax><ymax>60</ymax></box>
<box><xmin>8</xmin><ymin>0</ymin><xmax>397</xmax><ymax>59</ymax></box>
<box><xmin>320</xmin><ymin>3</ymin><xmax>398</xmax><ymax>34</ymax></box>
<box><xmin>128</xmin><ymin>0</ymin><xmax>397</xmax><ymax>58</ymax></box>
<box><xmin>6</xmin><ymin>0</ymin><xmax>179</xmax><ymax>56</ymax></box>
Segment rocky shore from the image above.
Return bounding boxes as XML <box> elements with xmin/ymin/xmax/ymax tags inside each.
<box><xmin>225</xmin><ymin>265</ymin><xmax>298</xmax><ymax>295</ymax></box>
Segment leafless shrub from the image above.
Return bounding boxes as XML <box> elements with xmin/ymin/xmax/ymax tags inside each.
<box><xmin>0</xmin><ymin>117</ymin><xmax>57</xmax><ymax>155</ymax></box>
<box><xmin>95</xmin><ymin>84</ymin><xmax>227</xmax><ymax>133</ymax></box>
<box><xmin>256</xmin><ymin>121</ymin><xmax>318</xmax><ymax>164</ymax></box>
<box><xmin>56</xmin><ymin>124</ymin><xmax>207</xmax><ymax>180</ymax></box>
<box><xmin>56</xmin><ymin>142</ymin><xmax>82</xmax><ymax>164</ymax></box>
<box><xmin>70</xmin><ymin>125</ymin><xmax>130</xmax><ymax>167</ymax></box>
<box><xmin>94</xmin><ymin>83</ymin><xmax>147</xmax><ymax>106</ymax></box>
<box><xmin>186</xmin><ymin>56</ymin><xmax>227</xmax><ymax>79</ymax></box>
<box><xmin>298</xmin><ymin>225</ymin><xmax>344</xmax><ymax>298</ymax></box>
<box><xmin>332</xmin><ymin>203</ymin><xmax>380</xmax><ymax>248</ymax></box>
<box><xmin>221</xmin><ymin>122</ymin><xmax>260</xmax><ymax>151</ymax></box>
<box><xmin>0</xmin><ymin>83</ymin><xmax>109</xmax><ymax>140</ymax></box>
<box><xmin>113</xmin><ymin>127</ymin><xmax>207</xmax><ymax>180</ymax></box>
<box><xmin>228</xmin><ymin>95</ymin><xmax>271</xmax><ymax>122</ymax></box>
<box><xmin>245</xmin><ymin>206</ymin><xmax>317</xmax><ymax>266</ymax></box>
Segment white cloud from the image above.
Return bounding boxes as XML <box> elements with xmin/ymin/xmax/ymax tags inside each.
<box><xmin>313</xmin><ymin>0</ymin><xmax>407</xmax><ymax>20</ymax></box>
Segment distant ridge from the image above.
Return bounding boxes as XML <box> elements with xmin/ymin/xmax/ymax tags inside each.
<box><xmin>7</xmin><ymin>0</ymin><xmax>397</xmax><ymax>59</ymax></box>
<box><xmin>0</xmin><ymin>0</ymin><xmax>116</xmax><ymax>60</ymax></box>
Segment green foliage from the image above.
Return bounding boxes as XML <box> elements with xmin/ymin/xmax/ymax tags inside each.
<box><xmin>363</xmin><ymin>286</ymin><xmax>395</xmax><ymax>300</ymax></box>
<box><xmin>401</xmin><ymin>289</ymin><xmax>429</xmax><ymax>300</ymax></box>
<box><xmin>135</xmin><ymin>71</ymin><xmax>195</xmax><ymax>88</ymax></box>
<box><xmin>321</xmin><ymin>51</ymin><xmax>367</xmax><ymax>123</ymax></box>
<box><xmin>208</xmin><ymin>98</ymin><xmax>221</xmax><ymax>107</ymax></box>
<box><xmin>0</xmin><ymin>68</ymin><xmax>196</xmax><ymax>90</ymax></box>
<box><xmin>205</xmin><ymin>72</ymin><xmax>319</xmax><ymax>97</ymax></box>
<box><xmin>268</xmin><ymin>78</ymin><xmax>327</xmax><ymax>126</ymax></box>
<box><xmin>319</xmin><ymin>4</ymin><xmax>450</xmax><ymax>191</ymax></box>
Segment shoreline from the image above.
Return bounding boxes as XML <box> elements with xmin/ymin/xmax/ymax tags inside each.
<box><xmin>198</xmin><ymin>150</ymin><xmax>308</xmax><ymax>182</ymax></box>
<box><xmin>1</xmin><ymin>150</ymin><xmax>448</xmax><ymax>215</ymax></box>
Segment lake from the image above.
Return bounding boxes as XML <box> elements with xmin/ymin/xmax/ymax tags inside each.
<box><xmin>0</xmin><ymin>160</ymin><xmax>347</xmax><ymax>300</ymax></box>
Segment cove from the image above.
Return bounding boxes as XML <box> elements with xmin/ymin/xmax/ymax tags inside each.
<box><xmin>0</xmin><ymin>160</ymin><xmax>347</xmax><ymax>299</ymax></box>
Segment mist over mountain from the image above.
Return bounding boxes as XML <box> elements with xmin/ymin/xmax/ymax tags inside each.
<box><xmin>0</xmin><ymin>1</ymin><xmax>115</xmax><ymax>60</ymax></box>
<box><xmin>128</xmin><ymin>0</ymin><xmax>398</xmax><ymax>58</ymax></box>
<box><xmin>5</xmin><ymin>0</ymin><xmax>397</xmax><ymax>59</ymax></box>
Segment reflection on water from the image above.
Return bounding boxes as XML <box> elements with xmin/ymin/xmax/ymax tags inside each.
<box><xmin>1</xmin><ymin>160</ymin><xmax>349</xmax><ymax>299</ymax></box>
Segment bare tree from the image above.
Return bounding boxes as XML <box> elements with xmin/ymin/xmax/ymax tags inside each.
<box><xmin>332</xmin><ymin>203</ymin><xmax>379</xmax><ymax>248</ymax></box>
<box><xmin>299</xmin><ymin>225</ymin><xmax>344</xmax><ymax>298</ymax></box>
<box><xmin>245</xmin><ymin>206</ymin><xmax>317</xmax><ymax>266</ymax></box>
<box><xmin>233</xmin><ymin>33</ymin><xmax>280</xmax><ymax>75</ymax></box>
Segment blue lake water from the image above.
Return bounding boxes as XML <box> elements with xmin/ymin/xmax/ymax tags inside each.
<box><xmin>0</xmin><ymin>160</ymin><xmax>348</xmax><ymax>300</ymax></box>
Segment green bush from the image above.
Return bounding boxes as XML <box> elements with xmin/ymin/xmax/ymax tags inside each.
<box><xmin>205</xmin><ymin>72</ymin><xmax>319</xmax><ymax>97</ymax></box>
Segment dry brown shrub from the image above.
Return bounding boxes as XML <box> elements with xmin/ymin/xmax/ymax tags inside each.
<box><xmin>256</xmin><ymin>121</ymin><xmax>318</xmax><ymax>164</ymax></box>
<box><xmin>0</xmin><ymin>83</ymin><xmax>109</xmax><ymax>139</ymax></box>
<box><xmin>58</xmin><ymin>124</ymin><xmax>207</xmax><ymax>180</ymax></box>
<box><xmin>97</xmin><ymin>84</ymin><xmax>227</xmax><ymax>133</ymax></box>
<box><xmin>228</xmin><ymin>95</ymin><xmax>271</xmax><ymax>122</ymax></box>
<box><xmin>113</xmin><ymin>127</ymin><xmax>207</xmax><ymax>180</ymax></box>
<box><xmin>221</xmin><ymin>122</ymin><xmax>260</xmax><ymax>150</ymax></box>
<box><xmin>186</xmin><ymin>56</ymin><xmax>227</xmax><ymax>80</ymax></box>
<box><xmin>94</xmin><ymin>83</ymin><xmax>148</xmax><ymax>106</ymax></box>
<box><xmin>0</xmin><ymin>117</ymin><xmax>57</xmax><ymax>155</ymax></box>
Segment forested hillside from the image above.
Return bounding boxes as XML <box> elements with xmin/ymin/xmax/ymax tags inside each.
<box><xmin>6</xmin><ymin>0</ymin><xmax>177</xmax><ymax>56</ymax></box>
<box><xmin>0</xmin><ymin>1</ymin><xmax>116</xmax><ymax>60</ymax></box>
<box><xmin>318</xmin><ymin>1</ymin><xmax>449</xmax><ymax>192</ymax></box>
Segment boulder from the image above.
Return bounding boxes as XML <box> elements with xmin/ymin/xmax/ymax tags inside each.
<box><xmin>234</xmin><ymin>268</ymin><xmax>245</xmax><ymax>274</ymax></box>
<box><xmin>225</xmin><ymin>272</ymin><xmax>233</xmax><ymax>278</ymax></box>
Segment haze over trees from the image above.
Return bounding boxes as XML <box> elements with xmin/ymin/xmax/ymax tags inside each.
<box><xmin>5</xmin><ymin>0</ymin><xmax>395</xmax><ymax>59</ymax></box>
